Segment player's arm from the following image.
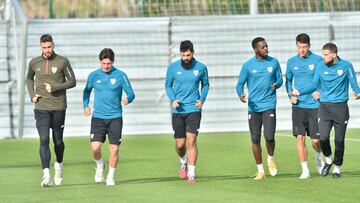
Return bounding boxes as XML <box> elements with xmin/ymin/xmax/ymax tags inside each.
<box><xmin>196</xmin><ymin>67</ymin><xmax>210</xmax><ymax>109</ymax></box>
<box><xmin>285</xmin><ymin>61</ymin><xmax>297</xmax><ymax>104</ymax></box>
<box><xmin>121</xmin><ymin>73</ymin><xmax>135</xmax><ymax>106</ymax></box>
<box><xmin>165</xmin><ymin>66</ymin><xmax>179</xmax><ymax>107</ymax></box>
<box><xmin>295</xmin><ymin>67</ymin><xmax>319</xmax><ymax>96</ymax></box>
<box><xmin>272</xmin><ymin>61</ymin><xmax>283</xmax><ymax>90</ymax></box>
<box><xmin>236</xmin><ymin>65</ymin><xmax>248</xmax><ymax>103</ymax></box>
<box><xmin>83</xmin><ymin>74</ymin><xmax>93</xmax><ymax>116</ymax></box>
<box><xmin>347</xmin><ymin>63</ymin><xmax>360</xmax><ymax>99</ymax></box>
<box><xmin>26</xmin><ymin>62</ymin><xmax>41</xmax><ymax>102</ymax></box>
<box><xmin>50</xmin><ymin>59</ymin><xmax>77</xmax><ymax>92</ymax></box>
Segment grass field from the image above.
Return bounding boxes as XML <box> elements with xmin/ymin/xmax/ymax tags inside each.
<box><xmin>1</xmin><ymin>130</ymin><xmax>360</xmax><ymax>203</ymax></box>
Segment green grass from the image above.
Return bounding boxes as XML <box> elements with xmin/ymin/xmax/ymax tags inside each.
<box><xmin>1</xmin><ymin>130</ymin><xmax>360</xmax><ymax>203</ymax></box>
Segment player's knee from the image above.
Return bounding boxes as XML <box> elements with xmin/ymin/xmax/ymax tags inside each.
<box><xmin>265</xmin><ymin>139</ymin><xmax>275</xmax><ymax>145</ymax></box>
<box><xmin>251</xmin><ymin>138</ymin><xmax>260</xmax><ymax>145</ymax></box>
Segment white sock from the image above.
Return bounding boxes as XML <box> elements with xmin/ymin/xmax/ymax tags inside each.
<box><xmin>267</xmin><ymin>155</ymin><xmax>274</xmax><ymax>163</ymax></box>
<box><xmin>333</xmin><ymin>165</ymin><xmax>341</xmax><ymax>174</ymax></box>
<box><xmin>187</xmin><ymin>165</ymin><xmax>195</xmax><ymax>177</ymax></box>
<box><xmin>315</xmin><ymin>151</ymin><xmax>322</xmax><ymax>160</ymax></box>
<box><xmin>95</xmin><ymin>159</ymin><xmax>104</xmax><ymax>168</ymax></box>
<box><xmin>54</xmin><ymin>162</ymin><xmax>62</xmax><ymax>169</ymax></box>
<box><xmin>180</xmin><ymin>155</ymin><xmax>187</xmax><ymax>166</ymax></box>
<box><xmin>300</xmin><ymin>161</ymin><xmax>309</xmax><ymax>172</ymax></box>
<box><xmin>107</xmin><ymin>167</ymin><xmax>116</xmax><ymax>178</ymax></box>
<box><xmin>325</xmin><ymin>156</ymin><xmax>333</xmax><ymax>165</ymax></box>
<box><xmin>256</xmin><ymin>164</ymin><xmax>264</xmax><ymax>173</ymax></box>
<box><xmin>43</xmin><ymin>168</ymin><xmax>50</xmax><ymax>177</ymax></box>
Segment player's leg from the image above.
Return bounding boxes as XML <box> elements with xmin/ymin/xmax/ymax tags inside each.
<box><xmin>263</xmin><ymin>109</ymin><xmax>277</xmax><ymax>177</ymax></box>
<box><xmin>248</xmin><ymin>111</ymin><xmax>265</xmax><ymax>180</ymax></box>
<box><xmin>106</xmin><ymin>118</ymin><xmax>123</xmax><ymax>186</ymax></box>
<box><xmin>318</xmin><ymin>103</ymin><xmax>334</xmax><ymax>176</ymax></box>
<box><xmin>35</xmin><ymin>109</ymin><xmax>52</xmax><ymax>187</ymax></box>
<box><xmin>308</xmin><ymin>108</ymin><xmax>323</xmax><ymax>174</ymax></box>
<box><xmin>90</xmin><ymin>118</ymin><xmax>106</xmax><ymax>183</ymax></box>
<box><xmin>292</xmin><ymin>107</ymin><xmax>310</xmax><ymax>178</ymax></box>
<box><xmin>184</xmin><ymin>112</ymin><xmax>201</xmax><ymax>183</ymax></box>
<box><xmin>51</xmin><ymin>110</ymin><xmax>66</xmax><ymax>185</ymax></box>
<box><xmin>172</xmin><ymin>113</ymin><xmax>188</xmax><ymax>179</ymax></box>
<box><xmin>332</xmin><ymin>103</ymin><xmax>349</xmax><ymax>178</ymax></box>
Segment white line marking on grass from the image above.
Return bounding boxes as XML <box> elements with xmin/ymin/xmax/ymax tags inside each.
<box><xmin>276</xmin><ymin>132</ymin><xmax>360</xmax><ymax>142</ymax></box>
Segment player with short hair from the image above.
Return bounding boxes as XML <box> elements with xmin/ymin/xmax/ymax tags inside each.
<box><xmin>293</xmin><ymin>42</ymin><xmax>360</xmax><ymax>178</ymax></box>
<box><xmin>83</xmin><ymin>48</ymin><xmax>135</xmax><ymax>186</ymax></box>
<box><xmin>236</xmin><ymin>37</ymin><xmax>283</xmax><ymax>180</ymax></box>
<box><xmin>285</xmin><ymin>33</ymin><xmax>324</xmax><ymax>179</ymax></box>
<box><xmin>26</xmin><ymin>34</ymin><xmax>76</xmax><ymax>187</ymax></box>
<box><xmin>165</xmin><ymin>40</ymin><xmax>210</xmax><ymax>183</ymax></box>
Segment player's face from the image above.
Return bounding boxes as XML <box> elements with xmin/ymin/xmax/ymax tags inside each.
<box><xmin>322</xmin><ymin>49</ymin><xmax>337</xmax><ymax>65</ymax></box>
<box><xmin>40</xmin><ymin>42</ymin><xmax>54</xmax><ymax>59</ymax></box>
<box><xmin>255</xmin><ymin>41</ymin><xmax>268</xmax><ymax>58</ymax></box>
<box><xmin>296</xmin><ymin>42</ymin><xmax>310</xmax><ymax>58</ymax></box>
<box><xmin>100</xmin><ymin>58</ymin><xmax>114</xmax><ymax>73</ymax></box>
<box><xmin>180</xmin><ymin>50</ymin><xmax>194</xmax><ymax>66</ymax></box>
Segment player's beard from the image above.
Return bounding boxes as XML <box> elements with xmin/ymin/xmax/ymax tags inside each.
<box><xmin>181</xmin><ymin>58</ymin><xmax>194</xmax><ymax>69</ymax></box>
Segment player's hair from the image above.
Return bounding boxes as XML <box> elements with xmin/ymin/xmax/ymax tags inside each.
<box><xmin>322</xmin><ymin>43</ymin><xmax>338</xmax><ymax>54</ymax></box>
<box><xmin>40</xmin><ymin>34</ymin><xmax>53</xmax><ymax>43</ymax></box>
<box><xmin>296</xmin><ymin>33</ymin><xmax>310</xmax><ymax>44</ymax></box>
<box><xmin>180</xmin><ymin>40</ymin><xmax>194</xmax><ymax>53</ymax></box>
<box><xmin>251</xmin><ymin>37</ymin><xmax>265</xmax><ymax>49</ymax></box>
<box><xmin>99</xmin><ymin>48</ymin><xmax>115</xmax><ymax>61</ymax></box>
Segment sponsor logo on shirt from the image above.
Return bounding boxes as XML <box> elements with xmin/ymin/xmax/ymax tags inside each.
<box><xmin>309</xmin><ymin>64</ymin><xmax>315</xmax><ymax>71</ymax></box>
<box><xmin>267</xmin><ymin>67</ymin><xmax>273</xmax><ymax>73</ymax></box>
<box><xmin>337</xmin><ymin>69</ymin><xmax>343</xmax><ymax>76</ymax></box>
<box><xmin>51</xmin><ymin>67</ymin><xmax>57</xmax><ymax>73</ymax></box>
<box><xmin>110</xmin><ymin>78</ymin><xmax>116</xmax><ymax>85</ymax></box>
<box><xmin>193</xmin><ymin>70</ymin><xmax>199</xmax><ymax>76</ymax></box>
<box><xmin>96</xmin><ymin>80</ymin><xmax>101</xmax><ymax>83</ymax></box>
<box><xmin>177</xmin><ymin>71</ymin><xmax>182</xmax><ymax>75</ymax></box>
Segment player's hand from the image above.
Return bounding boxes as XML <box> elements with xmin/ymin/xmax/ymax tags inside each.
<box><xmin>312</xmin><ymin>91</ymin><xmax>320</xmax><ymax>99</ymax></box>
<box><xmin>44</xmin><ymin>82</ymin><xmax>51</xmax><ymax>93</ymax></box>
<box><xmin>195</xmin><ymin>100</ymin><xmax>203</xmax><ymax>109</ymax></box>
<box><xmin>351</xmin><ymin>93</ymin><xmax>360</xmax><ymax>100</ymax></box>
<box><xmin>83</xmin><ymin>107</ymin><xmax>91</xmax><ymax>117</ymax></box>
<box><xmin>290</xmin><ymin>96</ymin><xmax>298</xmax><ymax>104</ymax></box>
<box><xmin>32</xmin><ymin>94</ymin><xmax>41</xmax><ymax>103</ymax></box>
<box><xmin>292</xmin><ymin>89</ymin><xmax>300</xmax><ymax>96</ymax></box>
<box><xmin>240</xmin><ymin>93</ymin><xmax>247</xmax><ymax>103</ymax></box>
<box><xmin>122</xmin><ymin>98</ymin><xmax>129</xmax><ymax>106</ymax></box>
<box><xmin>172</xmin><ymin>100</ymin><xmax>180</xmax><ymax>108</ymax></box>
<box><xmin>271</xmin><ymin>83</ymin><xmax>277</xmax><ymax>90</ymax></box>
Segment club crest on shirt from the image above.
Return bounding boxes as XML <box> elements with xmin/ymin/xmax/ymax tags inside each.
<box><xmin>324</xmin><ymin>71</ymin><xmax>329</xmax><ymax>75</ymax></box>
<box><xmin>96</xmin><ymin>80</ymin><xmax>101</xmax><ymax>83</ymax></box>
<box><xmin>193</xmin><ymin>70</ymin><xmax>199</xmax><ymax>76</ymax></box>
<box><xmin>337</xmin><ymin>69</ymin><xmax>343</xmax><ymax>76</ymax></box>
<box><xmin>294</xmin><ymin>67</ymin><xmax>299</xmax><ymax>70</ymax></box>
<box><xmin>177</xmin><ymin>71</ymin><xmax>182</xmax><ymax>75</ymax></box>
<box><xmin>51</xmin><ymin>67</ymin><xmax>57</xmax><ymax>73</ymax></box>
<box><xmin>110</xmin><ymin>78</ymin><xmax>116</xmax><ymax>85</ymax></box>
<box><xmin>267</xmin><ymin>67</ymin><xmax>273</xmax><ymax>73</ymax></box>
<box><xmin>252</xmin><ymin>70</ymin><xmax>257</xmax><ymax>73</ymax></box>
<box><xmin>309</xmin><ymin>64</ymin><xmax>315</xmax><ymax>71</ymax></box>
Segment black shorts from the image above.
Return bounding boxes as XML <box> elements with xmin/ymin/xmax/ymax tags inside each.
<box><xmin>34</xmin><ymin>109</ymin><xmax>66</xmax><ymax>130</ymax></box>
<box><xmin>172</xmin><ymin>112</ymin><xmax>201</xmax><ymax>139</ymax></box>
<box><xmin>248</xmin><ymin>109</ymin><xmax>276</xmax><ymax>144</ymax></box>
<box><xmin>90</xmin><ymin>117</ymin><xmax>123</xmax><ymax>145</ymax></box>
<box><xmin>292</xmin><ymin>106</ymin><xmax>319</xmax><ymax>139</ymax></box>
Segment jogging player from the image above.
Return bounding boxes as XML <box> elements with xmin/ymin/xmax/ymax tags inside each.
<box><xmin>285</xmin><ymin>33</ymin><xmax>324</xmax><ymax>179</ymax></box>
<box><xmin>83</xmin><ymin>48</ymin><xmax>135</xmax><ymax>186</ymax></box>
<box><xmin>236</xmin><ymin>37</ymin><xmax>283</xmax><ymax>180</ymax></box>
<box><xmin>165</xmin><ymin>40</ymin><xmax>210</xmax><ymax>183</ymax></box>
<box><xmin>292</xmin><ymin>43</ymin><xmax>360</xmax><ymax>178</ymax></box>
<box><xmin>26</xmin><ymin>34</ymin><xmax>76</xmax><ymax>187</ymax></box>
